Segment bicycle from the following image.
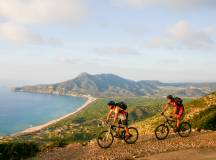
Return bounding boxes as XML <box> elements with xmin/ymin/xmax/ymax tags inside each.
<box><xmin>97</xmin><ymin>120</ymin><xmax>139</xmax><ymax>148</ymax></box>
<box><xmin>155</xmin><ymin>114</ymin><xmax>191</xmax><ymax>140</ymax></box>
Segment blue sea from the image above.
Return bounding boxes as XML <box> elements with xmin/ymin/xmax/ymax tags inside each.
<box><xmin>0</xmin><ymin>87</ymin><xmax>86</xmax><ymax>136</ymax></box>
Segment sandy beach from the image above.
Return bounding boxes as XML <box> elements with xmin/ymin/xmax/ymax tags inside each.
<box><xmin>14</xmin><ymin>96</ymin><xmax>96</xmax><ymax>135</ymax></box>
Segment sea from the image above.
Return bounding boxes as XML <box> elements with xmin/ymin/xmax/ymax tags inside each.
<box><xmin>0</xmin><ymin>87</ymin><xmax>86</xmax><ymax>136</ymax></box>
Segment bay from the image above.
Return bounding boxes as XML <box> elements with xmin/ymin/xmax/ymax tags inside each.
<box><xmin>0</xmin><ymin>87</ymin><xmax>86</xmax><ymax>136</ymax></box>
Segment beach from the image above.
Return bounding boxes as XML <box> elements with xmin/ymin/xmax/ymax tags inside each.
<box><xmin>15</xmin><ymin>96</ymin><xmax>96</xmax><ymax>135</ymax></box>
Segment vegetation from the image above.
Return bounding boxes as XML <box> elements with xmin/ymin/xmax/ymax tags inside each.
<box><xmin>0</xmin><ymin>141</ymin><xmax>39</xmax><ymax>160</ymax></box>
<box><xmin>192</xmin><ymin>105</ymin><xmax>216</xmax><ymax>130</ymax></box>
<box><xmin>4</xmin><ymin>93</ymin><xmax>216</xmax><ymax>159</ymax></box>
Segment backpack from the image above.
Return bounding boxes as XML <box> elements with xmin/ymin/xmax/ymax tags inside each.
<box><xmin>174</xmin><ymin>97</ymin><xmax>183</xmax><ymax>106</ymax></box>
<box><xmin>116</xmin><ymin>101</ymin><xmax>127</xmax><ymax>110</ymax></box>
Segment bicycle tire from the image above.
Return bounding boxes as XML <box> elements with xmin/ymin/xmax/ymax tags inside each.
<box><xmin>155</xmin><ymin>124</ymin><xmax>169</xmax><ymax>140</ymax></box>
<box><xmin>124</xmin><ymin>127</ymin><xmax>139</xmax><ymax>144</ymax></box>
<box><xmin>97</xmin><ymin>130</ymin><xmax>114</xmax><ymax>148</ymax></box>
<box><xmin>178</xmin><ymin>122</ymin><xmax>191</xmax><ymax>137</ymax></box>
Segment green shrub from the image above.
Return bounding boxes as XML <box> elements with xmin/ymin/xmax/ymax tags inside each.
<box><xmin>64</xmin><ymin>132</ymin><xmax>95</xmax><ymax>142</ymax></box>
<box><xmin>51</xmin><ymin>138</ymin><xmax>67</xmax><ymax>148</ymax></box>
<box><xmin>193</xmin><ymin>105</ymin><xmax>216</xmax><ymax>130</ymax></box>
<box><xmin>0</xmin><ymin>141</ymin><xmax>39</xmax><ymax>160</ymax></box>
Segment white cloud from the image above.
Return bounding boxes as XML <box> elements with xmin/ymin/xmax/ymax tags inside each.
<box><xmin>56</xmin><ymin>57</ymin><xmax>78</xmax><ymax>64</ymax></box>
<box><xmin>0</xmin><ymin>0</ymin><xmax>88</xmax><ymax>44</ymax></box>
<box><xmin>145</xmin><ymin>21</ymin><xmax>215</xmax><ymax>49</ymax></box>
<box><xmin>0</xmin><ymin>22</ymin><xmax>61</xmax><ymax>44</ymax></box>
<box><xmin>112</xmin><ymin>0</ymin><xmax>216</xmax><ymax>9</ymax></box>
<box><xmin>94</xmin><ymin>47</ymin><xmax>140</xmax><ymax>55</ymax></box>
<box><xmin>0</xmin><ymin>22</ymin><xmax>42</xmax><ymax>43</ymax></box>
<box><xmin>0</xmin><ymin>0</ymin><xmax>88</xmax><ymax>24</ymax></box>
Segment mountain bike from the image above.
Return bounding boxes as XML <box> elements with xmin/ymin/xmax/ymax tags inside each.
<box><xmin>97</xmin><ymin>120</ymin><xmax>139</xmax><ymax>148</ymax></box>
<box><xmin>155</xmin><ymin>114</ymin><xmax>191</xmax><ymax>140</ymax></box>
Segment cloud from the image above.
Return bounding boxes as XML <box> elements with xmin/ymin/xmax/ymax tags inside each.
<box><xmin>0</xmin><ymin>22</ymin><xmax>61</xmax><ymax>44</ymax></box>
<box><xmin>145</xmin><ymin>21</ymin><xmax>215</xmax><ymax>50</ymax></box>
<box><xmin>0</xmin><ymin>0</ymin><xmax>88</xmax><ymax>24</ymax></box>
<box><xmin>94</xmin><ymin>47</ymin><xmax>140</xmax><ymax>55</ymax></box>
<box><xmin>112</xmin><ymin>0</ymin><xmax>216</xmax><ymax>9</ymax></box>
<box><xmin>0</xmin><ymin>0</ymin><xmax>88</xmax><ymax>44</ymax></box>
<box><xmin>56</xmin><ymin>57</ymin><xmax>78</xmax><ymax>64</ymax></box>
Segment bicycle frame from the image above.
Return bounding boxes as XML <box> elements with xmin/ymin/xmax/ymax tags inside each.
<box><xmin>162</xmin><ymin>115</ymin><xmax>176</xmax><ymax>129</ymax></box>
<box><xmin>98</xmin><ymin>120</ymin><xmax>126</xmax><ymax>139</ymax></box>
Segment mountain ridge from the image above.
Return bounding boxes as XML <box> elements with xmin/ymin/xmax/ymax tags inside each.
<box><xmin>14</xmin><ymin>72</ymin><xmax>216</xmax><ymax>97</ymax></box>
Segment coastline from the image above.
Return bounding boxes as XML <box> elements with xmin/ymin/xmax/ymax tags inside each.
<box><xmin>13</xmin><ymin>96</ymin><xmax>96</xmax><ymax>136</ymax></box>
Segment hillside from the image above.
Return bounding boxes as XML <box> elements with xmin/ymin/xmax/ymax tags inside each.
<box><xmin>135</xmin><ymin>92</ymin><xmax>216</xmax><ymax>134</ymax></box>
<box><xmin>28</xmin><ymin>92</ymin><xmax>216</xmax><ymax>160</ymax></box>
<box><xmin>30</xmin><ymin>132</ymin><xmax>216</xmax><ymax>160</ymax></box>
<box><xmin>1</xmin><ymin>92</ymin><xmax>216</xmax><ymax>159</ymax></box>
<box><xmin>14</xmin><ymin>72</ymin><xmax>216</xmax><ymax>97</ymax></box>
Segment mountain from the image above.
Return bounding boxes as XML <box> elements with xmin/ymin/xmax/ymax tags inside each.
<box><xmin>14</xmin><ymin>72</ymin><xmax>216</xmax><ymax>97</ymax></box>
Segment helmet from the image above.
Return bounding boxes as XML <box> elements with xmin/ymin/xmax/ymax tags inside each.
<box><xmin>167</xmin><ymin>95</ymin><xmax>174</xmax><ymax>100</ymax></box>
<box><xmin>107</xmin><ymin>100</ymin><xmax>115</xmax><ymax>106</ymax></box>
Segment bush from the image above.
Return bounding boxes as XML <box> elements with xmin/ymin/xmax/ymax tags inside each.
<box><xmin>0</xmin><ymin>141</ymin><xmax>39</xmax><ymax>160</ymax></box>
<box><xmin>64</xmin><ymin>132</ymin><xmax>95</xmax><ymax>142</ymax></box>
<box><xmin>193</xmin><ymin>105</ymin><xmax>216</xmax><ymax>130</ymax></box>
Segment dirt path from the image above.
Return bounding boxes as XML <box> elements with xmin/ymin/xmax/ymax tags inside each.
<box><xmin>30</xmin><ymin>131</ymin><xmax>216</xmax><ymax>160</ymax></box>
<box><xmin>140</xmin><ymin>148</ymin><xmax>216</xmax><ymax>160</ymax></box>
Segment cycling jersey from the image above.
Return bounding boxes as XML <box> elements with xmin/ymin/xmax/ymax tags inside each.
<box><xmin>169</xmin><ymin>101</ymin><xmax>184</xmax><ymax>118</ymax></box>
<box><xmin>111</xmin><ymin>107</ymin><xmax>128</xmax><ymax>127</ymax></box>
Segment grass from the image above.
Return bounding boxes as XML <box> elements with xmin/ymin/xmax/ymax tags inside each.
<box><xmin>0</xmin><ymin>97</ymin><xmax>197</xmax><ymax>159</ymax></box>
<box><xmin>192</xmin><ymin>105</ymin><xmax>216</xmax><ymax>130</ymax></box>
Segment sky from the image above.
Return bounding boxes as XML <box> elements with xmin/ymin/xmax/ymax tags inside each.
<box><xmin>0</xmin><ymin>0</ymin><xmax>216</xmax><ymax>86</ymax></box>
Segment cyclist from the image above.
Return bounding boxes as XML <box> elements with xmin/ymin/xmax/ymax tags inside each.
<box><xmin>161</xmin><ymin>95</ymin><xmax>184</xmax><ymax>132</ymax></box>
<box><xmin>106</xmin><ymin>100</ymin><xmax>131</xmax><ymax>138</ymax></box>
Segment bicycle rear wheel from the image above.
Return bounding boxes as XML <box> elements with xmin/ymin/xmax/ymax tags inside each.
<box><xmin>155</xmin><ymin>124</ymin><xmax>169</xmax><ymax>140</ymax></box>
<box><xmin>124</xmin><ymin>127</ymin><xmax>139</xmax><ymax>144</ymax></box>
<box><xmin>97</xmin><ymin>130</ymin><xmax>114</xmax><ymax>148</ymax></box>
<box><xmin>178</xmin><ymin>122</ymin><xmax>191</xmax><ymax>137</ymax></box>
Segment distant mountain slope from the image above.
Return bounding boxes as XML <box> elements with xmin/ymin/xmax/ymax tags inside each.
<box><xmin>14</xmin><ymin>72</ymin><xmax>216</xmax><ymax>97</ymax></box>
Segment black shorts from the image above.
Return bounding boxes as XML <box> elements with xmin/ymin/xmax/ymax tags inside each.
<box><xmin>118</xmin><ymin>113</ymin><xmax>128</xmax><ymax>127</ymax></box>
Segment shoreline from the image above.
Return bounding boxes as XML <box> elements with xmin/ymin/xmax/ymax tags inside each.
<box><xmin>13</xmin><ymin>96</ymin><xmax>96</xmax><ymax>136</ymax></box>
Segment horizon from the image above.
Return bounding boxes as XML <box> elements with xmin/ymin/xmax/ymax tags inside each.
<box><xmin>0</xmin><ymin>0</ymin><xmax>216</xmax><ymax>84</ymax></box>
<box><xmin>1</xmin><ymin>72</ymin><xmax>216</xmax><ymax>87</ymax></box>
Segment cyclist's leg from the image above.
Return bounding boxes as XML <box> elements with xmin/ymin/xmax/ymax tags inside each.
<box><xmin>123</xmin><ymin>113</ymin><xmax>130</xmax><ymax>136</ymax></box>
<box><xmin>176</xmin><ymin>107</ymin><xmax>184</xmax><ymax>128</ymax></box>
<box><xmin>176</xmin><ymin>115</ymin><xmax>180</xmax><ymax>128</ymax></box>
<box><xmin>116</xmin><ymin>119</ymin><xmax>121</xmax><ymax>135</ymax></box>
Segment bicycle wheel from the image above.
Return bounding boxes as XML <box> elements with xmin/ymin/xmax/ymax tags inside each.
<box><xmin>97</xmin><ymin>130</ymin><xmax>114</xmax><ymax>148</ymax></box>
<box><xmin>178</xmin><ymin>122</ymin><xmax>191</xmax><ymax>137</ymax></box>
<box><xmin>124</xmin><ymin>127</ymin><xmax>139</xmax><ymax>144</ymax></box>
<box><xmin>155</xmin><ymin>124</ymin><xmax>169</xmax><ymax>140</ymax></box>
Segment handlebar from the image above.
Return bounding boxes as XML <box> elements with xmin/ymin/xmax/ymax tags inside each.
<box><xmin>161</xmin><ymin>114</ymin><xmax>175</xmax><ymax>121</ymax></box>
<box><xmin>98</xmin><ymin>119</ymin><xmax>112</xmax><ymax>127</ymax></box>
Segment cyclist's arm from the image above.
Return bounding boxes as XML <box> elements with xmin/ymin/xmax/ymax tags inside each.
<box><xmin>162</xmin><ymin>103</ymin><xmax>169</xmax><ymax>113</ymax></box>
<box><xmin>173</xmin><ymin>106</ymin><xmax>177</xmax><ymax>115</ymax></box>
<box><xmin>113</xmin><ymin>107</ymin><xmax>120</xmax><ymax>125</ymax></box>
<box><xmin>106</xmin><ymin>109</ymin><xmax>113</xmax><ymax>121</ymax></box>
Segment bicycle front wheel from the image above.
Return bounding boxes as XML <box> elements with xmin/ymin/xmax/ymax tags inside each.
<box><xmin>155</xmin><ymin>124</ymin><xmax>169</xmax><ymax>140</ymax></box>
<box><xmin>124</xmin><ymin>127</ymin><xmax>139</xmax><ymax>144</ymax></box>
<box><xmin>178</xmin><ymin>122</ymin><xmax>191</xmax><ymax>137</ymax></box>
<box><xmin>97</xmin><ymin>130</ymin><xmax>114</xmax><ymax>148</ymax></box>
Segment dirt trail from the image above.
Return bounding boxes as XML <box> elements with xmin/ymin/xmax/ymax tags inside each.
<box><xmin>140</xmin><ymin>148</ymin><xmax>216</xmax><ymax>160</ymax></box>
<box><xmin>30</xmin><ymin>131</ymin><xmax>216</xmax><ymax>160</ymax></box>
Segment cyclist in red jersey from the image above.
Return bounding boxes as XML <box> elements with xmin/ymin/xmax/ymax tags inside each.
<box><xmin>161</xmin><ymin>95</ymin><xmax>184</xmax><ymax>131</ymax></box>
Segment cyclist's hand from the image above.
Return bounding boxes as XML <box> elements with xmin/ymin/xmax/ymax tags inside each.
<box><xmin>169</xmin><ymin>115</ymin><xmax>174</xmax><ymax>119</ymax></box>
<box><xmin>111</xmin><ymin>125</ymin><xmax>116</xmax><ymax>130</ymax></box>
<box><xmin>105</xmin><ymin>119</ymin><xmax>109</xmax><ymax>124</ymax></box>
